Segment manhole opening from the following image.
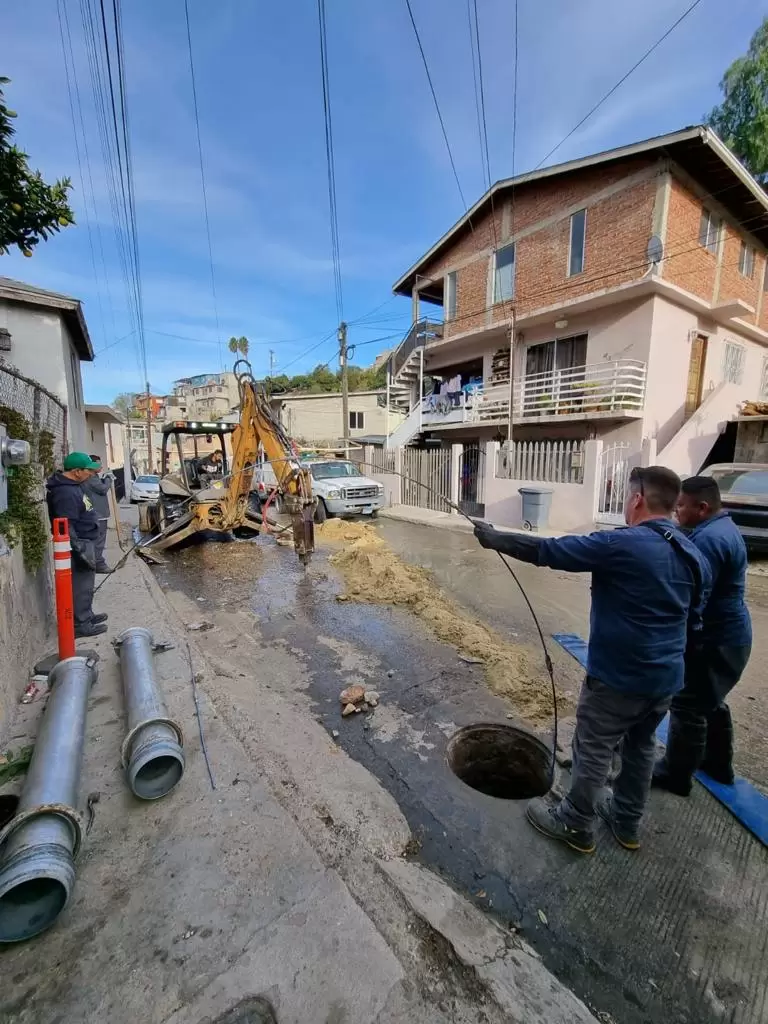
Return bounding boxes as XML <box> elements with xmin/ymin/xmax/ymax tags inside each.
<box><xmin>0</xmin><ymin>795</ymin><xmax>19</xmax><ymax>831</ymax></box>
<box><xmin>447</xmin><ymin>724</ymin><xmax>551</xmax><ymax>800</ymax></box>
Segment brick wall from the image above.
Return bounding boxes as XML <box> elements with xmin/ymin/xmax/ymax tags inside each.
<box><xmin>717</xmin><ymin>225</ymin><xmax>762</xmax><ymax>324</ymax></box>
<box><xmin>662</xmin><ymin>178</ymin><xmax>717</xmax><ymax>300</ymax></box>
<box><xmin>419</xmin><ymin>156</ymin><xmax>659</xmax><ymax>339</ymax></box>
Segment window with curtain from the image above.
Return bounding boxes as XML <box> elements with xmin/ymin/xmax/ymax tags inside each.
<box><xmin>493</xmin><ymin>244</ymin><xmax>515</xmax><ymax>302</ymax></box>
<box><xmin>568</xmin><ymin>209</ymin><xmax>587</xmax><ymax>276</ymax></box>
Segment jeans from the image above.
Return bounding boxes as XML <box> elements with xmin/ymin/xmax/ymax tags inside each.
<box><xmin>72</xmin><ymin>567</ymin><xmax>95</xmax><ymax>626</ymax></box>
<box><xmin>95</xmin><ymin>519</ymin><xmax>108</xmax><ymax>566</ymax></box>
<box><xmin>558</xmin><ymin>676</ymin><xmax>671</xmax><ymax>834</ymax></box>
<box><xmin>659</xmin><ymin>643</ymin><xmax>751</xmax><ymax>784</ymax></box>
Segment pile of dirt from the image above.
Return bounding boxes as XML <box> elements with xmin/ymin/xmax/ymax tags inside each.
<box><xmin>316</xmin><ymin>519</ymin><xmax>382</xmax><ymax>544</ymax></box>
<box><xmin>327</xmin><ymin>528</ymin><xmax>553</xmax><ymax>723</ymax></box>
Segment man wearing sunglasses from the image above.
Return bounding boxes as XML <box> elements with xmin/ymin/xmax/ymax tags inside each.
<box><xmin>474</xmin><ymin>465</ymin><xmax>710</xmax><ymax>854</ymax></box>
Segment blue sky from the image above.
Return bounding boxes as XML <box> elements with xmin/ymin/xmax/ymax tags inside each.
<box><xmin>3</xmin><ymin>0</ymin><xmax>768</xmax><ymax>403</ymax></box>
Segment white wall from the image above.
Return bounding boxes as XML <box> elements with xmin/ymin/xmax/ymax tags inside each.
<box><xmin>280</xmin><ymin>392</ymin><xmax>403</xmax><ymax>444</ymax></box>
<box><xmin>0</xmin><ymin>299</ymin><xmax>87</xmax><ymax>449</ymax></box>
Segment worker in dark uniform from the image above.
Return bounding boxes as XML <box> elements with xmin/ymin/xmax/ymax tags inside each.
<box><xmin>474</xmin><ymin>466</ymin><xmax>710</xmax><ymax>854</ymax></box>
<box><xmin>82</xmin><ymin>455</ymin><xmax>114</xmax><ymax>573</ymax></box>
<box><xmin>46</xmin><ymin>452</ymin><xmax>107</xmax><ymax>638</ymax></box>
<box><xmin>653</xmin><ymin>476</ymin><xmax>751</xmax><ymax>793</ymax></box>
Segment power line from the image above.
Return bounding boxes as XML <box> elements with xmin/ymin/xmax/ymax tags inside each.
<box><xmin>404</xmin><ymin>0</ymin><xmax>468</xmax><ymax>211</ymax></box>
<box><xmin>317</xmin><ymin>0</ymin><xmax>343</xmax><ymax>322</ymax></box>
<box><xmin>183</xmin><ymin>0</ymin><xmax>223</xmax><ymax>372</ymax></box>
<box><xmin>534</xmin><ymin>0</ymin><xmax>705</xmax><ymax>170</ymax></box>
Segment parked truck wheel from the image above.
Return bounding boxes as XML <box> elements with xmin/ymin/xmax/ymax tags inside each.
<box><xmin>314</xmin><ymin>499</ymin><xmax>328</xmax><ymax>525</ymax></box>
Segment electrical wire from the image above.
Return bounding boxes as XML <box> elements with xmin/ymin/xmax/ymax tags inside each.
<box><xmin>183</xmin><ymin>0</ymin><xmax>223</xmax><ymax>372</ymax></box>
<box><xmin>534</xmin><ymin>0</ymin><xmax>705</xmax><ymax>170</ymax></box>
<box><xmin>404</xmin><ymin>0</ymin><xmax>469</xmax><ymax>213</ymax></box>
<box><xmin>317</xmin><ymin>0</ymin><xmax>344</xmax><ymax>322</ymax></box>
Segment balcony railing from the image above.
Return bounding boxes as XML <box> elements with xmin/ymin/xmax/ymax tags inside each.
<box><xmin>418</xmin><ymin>359</ymin><xmax>647</xmax><ymax>427</ymax></box>
<box><xmin>389</xmin><ymin>319</ymin><xmax>444</xmax><ymax>379</ymax></box>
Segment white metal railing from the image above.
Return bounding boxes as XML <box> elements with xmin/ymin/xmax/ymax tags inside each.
<box><xmin>513</xmin><ymin>359</ymin><xmax>646</xmax><ymax>417</ymax></box>
<box><xmin>496</xmin><ymin>440</ymin><xmax>585</xmax><ymax>484</ymax></box>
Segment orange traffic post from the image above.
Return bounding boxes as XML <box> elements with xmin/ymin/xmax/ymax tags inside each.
<box><xmin>52</xmin><ymin>517</ymin><xmax>76</xmax><ymax>660</ymax></box>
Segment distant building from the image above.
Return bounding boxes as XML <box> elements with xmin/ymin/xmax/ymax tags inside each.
<box><xmin>270</xmin><ymin>389</ymin><xmax>404</xmax><ymax>445</ymax></box>
<box><xmin>165</xmin><ymin>372</ymin><xmax>239</xmax><ymax>421</ymax></box>
<box><xmin>0</xmin><ymin>275</ymin><xmax>93</xmax><ymax>451</ymax></box>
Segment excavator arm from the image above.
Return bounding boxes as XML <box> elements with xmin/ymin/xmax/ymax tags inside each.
<box><xmin>228</xmin><ymin>360</ymin><xmax>316</xmax><ymax>564</ymax></box>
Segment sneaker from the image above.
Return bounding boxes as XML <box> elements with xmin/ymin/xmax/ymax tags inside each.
<box><xmin>651</xmin><ymin>767</ymin><xmax>692</xmax><ymax>797</ymax></box>
<box><xmin>75</xmin><ymin>621</ymin><xmax>108</xmax><ymax>638</ymax></box>
<box><xmin>91</xmin><ymin>613</ymin><xmax>108</xmax><ymax>624</ymax></box>
<box><xmin>595</xmin><ymin>793</ymin><xmax>640</xmax><ymax>851</ymax></box>
<box><xmin>525</xmin><ymin>797</ymin><xmax>596</xmax><ymax>854</ymax></box>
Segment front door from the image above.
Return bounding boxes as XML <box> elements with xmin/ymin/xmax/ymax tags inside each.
<box><xmin>685</xmin><ymin>334</ymin><xmax>708</xmax><ymax>420</ymax></box>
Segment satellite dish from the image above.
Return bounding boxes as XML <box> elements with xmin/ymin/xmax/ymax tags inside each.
<box><xmin>647</xmin><ymin>234</ymin><xmax>664</xmax><ymax>266</ymax></box>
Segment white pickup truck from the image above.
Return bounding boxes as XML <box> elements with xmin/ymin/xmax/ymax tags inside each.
<box><xmin>253</xmin><ymin>458</ymin><xmax>384</xmax><ymax>523</ymax></box>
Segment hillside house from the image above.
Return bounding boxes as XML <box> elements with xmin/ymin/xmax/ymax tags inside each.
<box><xmin>385</xmin><ymin>127</ymin><xmax>768</xmax><ymax>523</ymax></box>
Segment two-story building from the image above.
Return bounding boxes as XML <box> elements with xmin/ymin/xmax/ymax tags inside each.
<box><xmin>386</xmin><ymin>127</ymin><xmax>768</xmax><ymax>518</ymax></box>
<box><xmin>165</xmin><ymin>372</ymin><xmax>239</xmax><ymax>422</ymax></box>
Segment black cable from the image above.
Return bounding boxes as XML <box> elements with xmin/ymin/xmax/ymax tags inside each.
<box><xmin>534</xmin><ymin>0</ymin><xmax>705</xmax><ymax>170</ymax></box>
<box><xmin>317</xmin><ymin>0</ymin><xmax>344</xmax><ymax>322</ymax></box>
<box><xmin>404</xmin><ymin>0</ymin><xmax>468</xmax><ymax>212</ymax></box>
<box><xmin>183</xmin><ymin>0</ymin><xmax>223</xmax><ymax>372</ymax></box>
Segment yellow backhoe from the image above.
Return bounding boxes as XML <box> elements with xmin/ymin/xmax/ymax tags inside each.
<box><xmin>137</xmin><ymin>360</ymin><xmax>315</xmax><ymax>564</ymax></box>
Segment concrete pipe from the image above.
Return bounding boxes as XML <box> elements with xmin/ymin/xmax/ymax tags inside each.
<box><xmin>0</xmin><ymin>655</ymin><xmax>97</xmax><ymax>943</ymax></box>
<box><xmin>114</xmin><ymin>627</ymin><xmax>184</xmax><ymax>800</ymax></box>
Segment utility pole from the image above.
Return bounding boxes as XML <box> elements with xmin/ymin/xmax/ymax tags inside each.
<box><xmin>144</xmin><ymin>380</ymin><xmax>153</xmax><ymax>473</ymax></box>
<box><xmin>338</xmin><ymin>321</ymin><xmax>349</xmax><ymax>455</ymax></box>
<box><xmin>269</xmin><ymin>349</ymin><xmax>275</xmax><ymax>378</ymax></box>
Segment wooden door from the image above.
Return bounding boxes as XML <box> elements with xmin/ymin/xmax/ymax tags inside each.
<box><xmin>685</xmin><ymin>334</ymin><xmax>708</xmax><ymax>420</ymax></box>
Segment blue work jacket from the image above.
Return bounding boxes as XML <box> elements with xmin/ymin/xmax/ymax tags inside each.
<box><xmin>688</xmin><ymin>511</ymin><xmax>751</xmax><ymax>649</ymax></box>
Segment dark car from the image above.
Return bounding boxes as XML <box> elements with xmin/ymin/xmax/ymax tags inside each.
<box><xmin>705</xmin><ymin>462</ymin><xmax>768</xmax><ymax>554</ymax></box>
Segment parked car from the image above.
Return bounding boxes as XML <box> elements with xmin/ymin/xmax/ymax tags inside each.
<box><xmin>129</xmin><ymin>474</ymin><xmax>161</xmax><ymax>503</ymax></box>
<box><xmin>252</xmin><ymin>458</ymin><xmax>384</xmax><ymax>523</ymax></box>
<box><xmin>705</xmin><ymin>462</ymin><xmax>768</xmax><ymax>554</ymax></box>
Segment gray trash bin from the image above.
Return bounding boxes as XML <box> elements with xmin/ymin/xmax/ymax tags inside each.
<box><xmin>518</xmin><ymin>486</ymin><xmax>553</xmax><ymax>531</ymax></box>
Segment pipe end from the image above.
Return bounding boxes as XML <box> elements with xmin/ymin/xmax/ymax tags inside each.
<box><xmin>128</xmin><ymin>726</ymin><xmax>185</xmax><ymax>800</ymax></box>
<box><xmin>0</xmin><ymin>843</ymin><xmax>75</xmax><ymax>943</ymax></box>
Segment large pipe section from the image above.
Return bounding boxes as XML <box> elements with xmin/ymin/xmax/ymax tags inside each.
<box><xmin>114</xmin><ymin>627</ymin><xmax>184</xmax><ymax>800</ymax></box>
<box><xmin>0</xmin><ymin>656</ymin><xmax>97</xmax><ymax>943</ymax></box>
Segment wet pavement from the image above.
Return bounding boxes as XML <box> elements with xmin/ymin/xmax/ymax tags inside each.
<box><xmin>148</xmin><ymin>521</ymin><xmax>768</xmax><ymax>1024</ymax></box>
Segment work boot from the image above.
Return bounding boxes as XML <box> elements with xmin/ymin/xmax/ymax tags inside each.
<box><xmin>595</xmin><ymin>792</ymin><xmax>640</xmax><ymax>851</ymax></box>
<box><xmin>75</xmin><ymin>620</ymin><xmax>108</xmax><ymax>638</ymax></box>
<box><xmin>651</xmin><ymin>766</ymin><xmax>692</xmax><ymax>797</ymax></box>
<box><xmin>525</xmin><ymin>797</ymin><xmax>596</xmax><ymax>854</ymax></box>
<box><xmin>701</xmin><ymin>706</ymin><xmax>735</xmax><ymax>785</ymax></box>
<box><xmin>91</xmin><ymin>612</ymin><xmax>108</xmax><ymax>624</ymax></box>
<box><xmin>94</xmin><ymin>562</ymin><xmax>112</xmax><ymax>574</ymax></box>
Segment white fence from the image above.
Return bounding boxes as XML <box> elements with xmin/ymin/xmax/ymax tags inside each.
<box><xmin>401</xmin><ymin>447</ymin><xmax>452</xmax><ymax>512</ymax></box>
<box><xmin>496</xmin><ymin>440</ymin><xmax>585</xmax><ymax>484</ymax></box>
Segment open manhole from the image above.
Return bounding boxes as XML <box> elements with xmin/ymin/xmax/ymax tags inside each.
<box><xmin>447</xmin><ymin>724</ymin><xmax>551</xmax><ymax>800</ymax></box>
<box><xmin>0</xmin><ymin>795</ymin><xmax>19</xmax><ymax>831</ymax></box>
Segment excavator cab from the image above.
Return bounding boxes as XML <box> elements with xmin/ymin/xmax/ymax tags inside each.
<box><xmin>159</xmin><ymin>420</ymin><xmax>235</xmax><ymax>511</ymax></box>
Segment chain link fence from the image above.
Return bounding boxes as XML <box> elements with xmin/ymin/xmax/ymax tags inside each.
<box><xmin>0</xmin><ymin>363</ymin><xmax>67</xmax><ymax>465</ymax></box>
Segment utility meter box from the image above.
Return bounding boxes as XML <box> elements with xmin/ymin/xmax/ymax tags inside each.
<box><xmin>0</xmin><ymin>423</ymin><xmax>32</xmax><ymax>514</ymax></box>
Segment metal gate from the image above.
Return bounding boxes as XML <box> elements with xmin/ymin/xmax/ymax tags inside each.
<box><xmin>401</xmin><ymin>447</ymin><xmax>452</xmax><ymax>512</ymax></box>
<box><xmin>458</xmin><ymin>444</ymin><xmax>485</xmax><ymax>518</ymax></box>
<box><xmin>596</xmin><ymin>442</ymin><xmax>630</xmax><ymax>524</ymax></box>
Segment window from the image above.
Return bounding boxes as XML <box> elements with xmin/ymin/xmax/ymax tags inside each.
<box><xmin>493</xmin><ymin>244</ymin><xmax>515</xmax><ymax>302</ymax></box>
<box><xmin>69</xmin><ymin>348</ymin><xmax>82</xmax><ymax>409</ymax></box>
<box><xmin>349</xmin><ymin>411</ymin><xmax>364</xmax><ymax>430</ymax></box>
<box><xmin>568</xmin><ymin>209</ymin><xmax>587</xmax><ymax>276</ymax></box>
<box><xmin>739</xmin><ymin>242</ymin><xmax>755</xmax><ymax>278</ymax></box>
<box><xmin>761</xmin><ymin>357</ymin><xmax>768</xmax><ymax>399</ymax></box>
<box><xmin>723</xmin><ymin>341</ymin><xmax>745</xmax><ymax>384</ymax></box>
<box><xmin>445</xmin><ymin>271</ymin><xmax>457</xmax><ymax>321</ymax></box>
<box><xmin>699</xmin><ymin>210</ymin><xmax>720</xmax><ymax>254</ymax></box>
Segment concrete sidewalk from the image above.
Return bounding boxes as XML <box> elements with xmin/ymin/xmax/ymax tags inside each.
<box><xmin>0</xmin><ymin>528</ymin><xmax>593</xmax><ymax>1024</ymax></box>
<box><xmin>380</xmin><ymin>503</ymin><xmax>565</xmax><ymax>538</ymax></box>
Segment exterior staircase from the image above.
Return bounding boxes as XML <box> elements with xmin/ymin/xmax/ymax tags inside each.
<box><xmin>385</xmin><ymin>319</ymin><xmax>443</xmax><ymax>446</ymax></box>
<box><xmin>657</xmin><ymin>380</ymin><xmax>742</xmax><ymax>477</ymax></box>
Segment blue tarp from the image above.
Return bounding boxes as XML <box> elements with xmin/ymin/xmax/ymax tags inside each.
<box><xmin>552</xmin><ymin>632</ymin><xmax>768</xmax><ymax>848</ymax></box>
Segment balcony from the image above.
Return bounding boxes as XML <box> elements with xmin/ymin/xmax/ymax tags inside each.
<box><xmin>418</xmin><ymin>359</ymin><xmax>647</xmax><ymax>429</ymax></box>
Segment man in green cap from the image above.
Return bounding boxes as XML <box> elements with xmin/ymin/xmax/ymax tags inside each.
<box><xmin>46</xmin><ymin>452</ymin><xmax>107</xmax><ymax>638</ymax></box>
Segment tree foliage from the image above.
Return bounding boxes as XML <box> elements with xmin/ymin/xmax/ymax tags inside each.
<box><xmin>265</xmin><ymin>360</ymin><xmax>386</xmax><ymax>395</ymax></box>
<box><xmin>112</xmin><ymin>392</ymin><xmax>137</xmax><ymax>417</ymax></box>
<box><xmin>708</xmin><ymin>17</ymin><xmax>768</xmax><ymax>180</ymax></box>
<box><xmin>0</xmin><ymin>77</ymin><xmax>74</xmax><ymax>256</ymax></box>
<box><xmin>228</xmin><ymin>335</ymin><xmax>249</xmax><ymax>357</ymax></box>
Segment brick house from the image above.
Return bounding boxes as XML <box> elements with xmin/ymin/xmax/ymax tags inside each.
<box><xmin>385</xmin><ymin>127</ymin><xmax>768</xmax><ymax>522</ymax></box>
